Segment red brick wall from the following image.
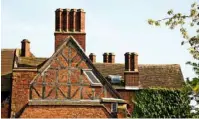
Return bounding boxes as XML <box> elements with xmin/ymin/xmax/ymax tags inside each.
<box><xmin>117</xmin><ymin>90</ymin><xmax>135</xmax><ymax>113</ymax></box>
<box><xmin>11</xmin><ymin>71</ymin><xmax>37</xmax><ymax>117</ymax></box>
<box><xmin>20</xmin><ymin>105</ymin><xmax>110</xmax><ymax>118</ymax></box>
<box><xmin>124</xmin><ymin>72</ymin><xmax>139</xmax><ymax>86</ymax></box>
<box><xmin>55</xmin><ymin>33</ymin><xmax>86</xmax><ymax>51</ymax></box>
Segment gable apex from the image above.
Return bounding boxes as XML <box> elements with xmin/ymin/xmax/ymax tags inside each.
<box><xmin>32</xmin><ymin>35</ymin><xmax>121</xmax><ymax>99</ymax></box>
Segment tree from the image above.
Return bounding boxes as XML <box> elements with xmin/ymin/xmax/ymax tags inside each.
<box><xmin>148</xmin><ymin>2</ymin><xmax>199</xmax><ymax>84</ymax></box>
<box><xmin>147</xmin><ymin>2</ymin><xmax>199</xmax><ymax>116</ymax></box>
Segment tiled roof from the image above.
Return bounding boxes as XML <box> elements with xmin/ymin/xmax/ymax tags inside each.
<box><xmin>17</xmin><ymin>57</ymin><xmax>48</xmax><ymax>68</ymax></box>
<box><xmin>16</xmin><ymin>56</ymin><xmax>185</xmax><ymax>89</ymax></box>
<box><xmin>94</xmin><ymin>63</ymin><xmax>185</xmax><ymax>89</ymax></box>
<box><xmin>1</xmin><ymin>49</ymin><xmax>15</xmax><ymax>76</ymax></box>
<box><xmin>15</xmin><ymin>57</ymin><xmax>185</xmax><ymax>89</ymax></box>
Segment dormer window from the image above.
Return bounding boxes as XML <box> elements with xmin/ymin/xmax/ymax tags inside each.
<box><xmin>82</xmin><ymin>69</ymin><xmax>102</xmax><ymax>86</ymax></box>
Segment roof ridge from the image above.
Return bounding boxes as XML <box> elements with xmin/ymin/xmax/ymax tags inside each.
<box><xmin>94</xmin><ymin>63</ymin><xmax>180</xmax><ymax>66</ymax></box>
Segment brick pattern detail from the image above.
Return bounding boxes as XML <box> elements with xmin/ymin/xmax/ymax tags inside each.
<box><xmin>55</xmin><ymin>9</ymin><xmax>85</xmax><ymax>32</ymax></box>
<box><xmin>55</xmin><ymin>9</ymin><xmax>86</xmax><ymax>51</ymax></box>
<box><xmin>11</xmin><ymin>71</ymin><xmax>37</xmax><ymax>117</ymax></box>
<box><xmin>124</xmin><ymin>72</ymin><xmax>139</xmax><ymax>86</ymax></box>
<box><xmin>20</xmin><ymin>105</ymin><xmax>111</xmax><ymax>118</ymax></box>
<box><xmin>55</xmin><ymin>33</ymin><xmax>86</xmax><ymax>51</ymax></box>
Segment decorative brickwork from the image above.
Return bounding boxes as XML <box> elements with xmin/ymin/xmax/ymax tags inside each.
<box><xmin>55</xmin><ymin>8</ymin><xmax>86</xmax><ymax>51</ymax></box>
<box><xmin>30</xmin><ymin>41</ymin><xmax>113</xmax><ymax>101</ymax></box>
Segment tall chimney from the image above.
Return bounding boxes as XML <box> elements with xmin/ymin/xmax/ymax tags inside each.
<box><xmin>55</xmin><ymin>8</ymin><xmax>86</xmax><ymax>51</ymax></box>
<box><xmin>108</xmin><ymin>53</ymin><xmax>115</xmax><ymax>63</ymax></box>
<box><xmin>21</xmin><ymin>39</ymin><xmax>31</xmax><ymax>57</ymax></box>
<box><xmin>89</xmin><ymin>53</ymin><xmax>96</xmax><ymax>63</ymax></box>
<box><xmin>124</xmin><ymin>52</ymin><xmax>139</xmax><ymax>88</ymax></box>
<box><xmin>103</xmin><ymin>52</ymin><xmax>109</xmax><ymax>63</ymax></box>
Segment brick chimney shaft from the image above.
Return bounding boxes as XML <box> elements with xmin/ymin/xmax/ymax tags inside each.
<box><xmin>124</xmin><ymin>52</ymin><xmax>139</xmax><ymax>87</ymax></box>
<box><xmin>55</xmin><ymin>8</ymin><xmax>86</xmax><ymax>51</ymax></box>
<box><xmin>21</xmin><ymin>39</ymin><xmax>31</xmax><ymax>57</ymax></box>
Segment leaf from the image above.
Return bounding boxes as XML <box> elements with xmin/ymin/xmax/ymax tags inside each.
<box><xmin>190</xmin><ymin>22</ymin><xmax>194</xmax><ymax>27</ymax></box>
<box><xmin>155</xmin><ymin>21</ymin><xmax>160</xmax><ymax>26</ymax></box>
<box><xmin>167</xmin><ymin>9</ymin><xmax>173</xmax><ymax>15</ymax></box>
<box><xmin>181</xmin><ymin>41</ymin><xmax>185</xmax><ymax>45</ymax></box>
<box><xmin>148</xmin><ymin>19</ymin><xmax>154</xmax><ymax>25</ymax></box>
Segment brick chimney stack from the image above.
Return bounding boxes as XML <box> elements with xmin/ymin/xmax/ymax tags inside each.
<box><xmin>21</xmin><ymin>39</ymin><xmax>31</xmax><ymax>57</ymax></box>
<box><xmin>124</xmin><ymin>52</ymin><xmax>139</xmax><ymax>89</ymax></box>
<box><xmin>103</xmin><ymin>52</ymin><xmax>115</xmax><ymax>63</ymax></box>
<box><xmin>89</xmin><ymin>53</ymin><xmax>96</xmax><ymax>63</ymax></box>
<box><xmin>55</xmin><ymin>8</ymin><xmax>86</xmax><ymax>51</ymax></box>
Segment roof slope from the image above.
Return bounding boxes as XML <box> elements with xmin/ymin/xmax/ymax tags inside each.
<box><xmin>1</xmin><ymin>49</ymin><xmax>15</xmax><ymax>76</ymax></box>
<box><xmin>94</xmin><ymin>63</ymin><xmax>185</xmax><ymax>89</ymax></box>
<box><xmin>17</xmin><ymin>57</ymin><xmax>48</xmax><ymax>68</ymax></box>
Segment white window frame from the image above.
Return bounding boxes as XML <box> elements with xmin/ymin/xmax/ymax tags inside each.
<box><xmin>82</xmin><ymin>69</ymin><xmax>102</xmax><ymax>86</ymax></box>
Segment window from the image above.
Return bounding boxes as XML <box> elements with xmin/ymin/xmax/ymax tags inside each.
<box><xmin>108</xmin><ymin>75</ymin><xmax>122</xmax><ymax>84</ymax></box>
<box><xmin>111</xmin><ymin>102</ymin><xmax>118</xmax><ymax>112</ymax></box>
<box><xmin>83</xmin><ymin>69</ymin><xmax>102</xmax><ymax>86</ymax></box>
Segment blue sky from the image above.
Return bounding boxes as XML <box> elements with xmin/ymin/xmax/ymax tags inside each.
<box><xmin>1</xmin><ymin>0</ymin><xmax>198</xmax><ymax>79</ymax></box>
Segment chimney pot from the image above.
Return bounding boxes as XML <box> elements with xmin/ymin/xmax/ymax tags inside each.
<box><xmin>108</xmin><ymin>52</ymin><xmax>115</xmax><ymax>63</ymax></box>
<box><xmin>89</xmin><ymin>53</ymin><xmax>96</xmax><ymax>63</ymax></box>
<box><xmin>124</xmin><ymin>52</ymin><xmax>138</xmax><ymax>71</ymax></box>
<box><xmin>103</xmin><ymin>52</ymin><xmax>109</xmax><ymax>63</ymax></box>
<box><xmin>21</xmin><ymin>39</ymin><xmax>31</xmax><ymax>57</ymax></box>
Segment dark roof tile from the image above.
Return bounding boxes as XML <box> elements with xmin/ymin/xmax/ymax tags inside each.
<box><xmin>94</xmin><ymin>63</ymin><xmax>184</xmax><ymax>89</ymax></box>
<box><xmin>1</xmin><ymin>49</ymin><xmax>15</xmax><ymax>76</ymax></box>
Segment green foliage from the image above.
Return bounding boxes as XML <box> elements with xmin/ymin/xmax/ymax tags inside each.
<box><xmin>147</xmin><ymin>2</ymin><xmax>199</xmax><ymax>61</ymax></box>
<box><xmin>147</xmin><ymin>1</ymin><xmax>199</xmax><ymax>117</ymax></box>
<box><xmin>132</xmin><ymin>88</ymin><xmax>191</xmax><ymax>118</ymax></box>
<box><xmin>187</xmin><ymin>78</ymin><xmax>199</xmax><ymax>94</ymax></box>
